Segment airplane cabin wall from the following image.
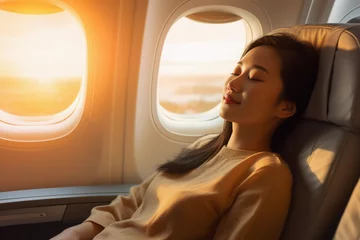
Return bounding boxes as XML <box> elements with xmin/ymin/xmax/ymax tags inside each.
<box><xmin>0</xmin><ymin>0</ymin><xmax>140</xmax><ymax>191</ymax></box>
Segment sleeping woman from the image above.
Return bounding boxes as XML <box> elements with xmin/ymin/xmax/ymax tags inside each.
<box><xmin>51</xmin><ymin>33</ymin><xmax>318</xmax><ymax>240</ymax></box>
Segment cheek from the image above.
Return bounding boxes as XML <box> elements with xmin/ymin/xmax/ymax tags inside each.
<box><xmin>245</xmin><ymin>86</ymin><xmax>280</xmax><ymax>104</ymax></box>
<box><xmin>220</xmin><ymin>85</ymin><xmax>282</xmax><ymax>123</ymax></box>
<box><xmin>241</xmin><ymin>88</ymin><xmax>279</xmax><ymax>119</ymax></box>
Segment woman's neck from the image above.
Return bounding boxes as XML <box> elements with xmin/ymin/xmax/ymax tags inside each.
<box><xmin>227</xmin><ymin>122</ymin><xmax>274</xmax><ymax>152</ymax></box>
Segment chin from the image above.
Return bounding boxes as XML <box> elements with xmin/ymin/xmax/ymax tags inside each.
<box><xmin>220</xmin><ymin>108</ymin><xmax>246</xmax><ymax>124</ymax></box>
<box><xmin>219</xmin><ymin>107</ymin><xmax>226</xmax><ymax>119</ymax></box>
<box><xmin>220</xmin><ymin>109</ymin><xmax>235</xmax><ymax>122</ymax></box>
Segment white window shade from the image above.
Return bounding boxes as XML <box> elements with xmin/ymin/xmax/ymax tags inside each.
<box><xmin>186</xmin><ymin>11</ymin><xmax>242</xmax><ymax>24</ymax></box>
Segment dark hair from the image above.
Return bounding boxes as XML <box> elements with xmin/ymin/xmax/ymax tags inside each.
<box><xmin>158</xmin><ymin>33</ymin><xmax>319</xmax><ymax>174</ymax></box>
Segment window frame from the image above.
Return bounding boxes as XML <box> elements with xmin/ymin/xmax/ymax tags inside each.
<box><xmin>0</xmin><ymin>0</ymin><xmax>89</xmax><ymax>142</ymax></box>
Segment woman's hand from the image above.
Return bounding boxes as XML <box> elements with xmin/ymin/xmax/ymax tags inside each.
<box><xmin>50</xmin><ymin>222</ymin><xmax>104</xmax><ymax>240</ymax></box>
<box><xmin>50</xmin><ymin>226</ymin><xmax>81</xmax><ymax>240</ymax></box>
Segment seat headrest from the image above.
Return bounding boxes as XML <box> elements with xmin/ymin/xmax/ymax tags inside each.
<box><xmin>270</xmin><ymin>24</ymin><xmax>360</xmax><ymax>130</ymax></box>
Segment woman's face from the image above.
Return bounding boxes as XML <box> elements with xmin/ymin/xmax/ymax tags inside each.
<box><xmin>220</xmin><ymin>45</ymin><xmax>288</xmax><ymax>126</ymax></box>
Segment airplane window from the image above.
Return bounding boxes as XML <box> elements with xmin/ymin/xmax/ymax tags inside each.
<box><xmin>0</xmin><ymin>7</ymin><xmax>86</xmax><ymax>119</ymax></box>
<box><xmin>158</xmin><ymin>16</ymin><xmax>246</xmax><ymax>115</ymax></box>
<box><xmin>348</xmin><ymin>17</ymin><xmax>360</xmax><ymax>23</ymax></box>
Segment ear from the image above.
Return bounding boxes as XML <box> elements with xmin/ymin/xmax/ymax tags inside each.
<box><xmin>276</xmin><ymin>100</ymin><xmax>296</xmax><ymax>119</ymax></box>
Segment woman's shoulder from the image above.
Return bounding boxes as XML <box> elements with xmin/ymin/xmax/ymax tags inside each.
<box><xmin>250</xmin><ymin>152</ymin><xmax>292</xmax><ymax>180</ymax></box>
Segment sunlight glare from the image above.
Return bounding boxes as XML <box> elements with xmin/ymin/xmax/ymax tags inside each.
<box><xmin>160</xmin><ymin>18</ymin><xmax>246</xmax><ymax>75</ymax></box>
<box><xmin>0</xmin><ymin>8</ymin><xmax>86</xmax><ymax>117</ymax></box>
<box><xmin>0</xmin><ymin>9</ymin><xmax>85</xmax><ymax>79</ymax></box>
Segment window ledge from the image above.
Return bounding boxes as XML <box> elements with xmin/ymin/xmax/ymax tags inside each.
<box><xmin>0</xmin><ymin>184</ymin><xmax>134</xmax><ymax>210</ymax></box>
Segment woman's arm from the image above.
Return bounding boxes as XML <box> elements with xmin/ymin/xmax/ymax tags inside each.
<box><xmin>213</xmin><ymin>164</ymin><xmax>292</xmax><ymax>240</ymax></box>
<box><xmin>84</xmin><ymin>172</ymin><xmax>158</xmax><ymax>228</ymax></box>
<box><xmin>50</xmin><ymin>222</ymin><xmax>103</xmax><ymax>240</ymax></box>
<box><xmin>51</xmin><ymin>172</ymin><xmax>158</xmax><ymax>239</ymax></box>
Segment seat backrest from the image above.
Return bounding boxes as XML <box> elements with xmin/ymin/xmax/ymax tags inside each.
<box><xmin>269</xmin><ymin>24</ymin><xmax>360</xmax><ymax>240</ymax></box>
<box><xmin>334</xmin><ymin>179</ymin><xmax>360</xmax><ymax>240</ymax></box>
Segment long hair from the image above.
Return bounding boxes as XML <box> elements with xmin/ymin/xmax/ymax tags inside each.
<box><xmin>158</xmin><ymin>33</ymin><xmax>319</xmax><ymax>174</ymax></box>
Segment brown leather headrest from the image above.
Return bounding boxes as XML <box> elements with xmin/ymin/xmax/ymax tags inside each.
<box><xmin>270</xmin><ymin>24</ymin><xmax>360</xmax><ymax>130</ymax></box>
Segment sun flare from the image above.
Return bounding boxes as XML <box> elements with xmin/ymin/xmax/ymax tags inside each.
<box><xmin>0</xmin><ymin>9</ymin><xmax>86</xmax><ymax>80</ymax></box>
<box><xmin>0</xmin><ymin>8</ymin><xmax>85</xmax><ymax>116</ymax></box>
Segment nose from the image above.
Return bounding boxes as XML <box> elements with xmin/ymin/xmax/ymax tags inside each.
<box><xmin>227</xmin><ymin>83</ymin><xmax>238</xmax><ymax>93</ymax></box>
<box><xmin>227</xmin><ymin>77</ymin><xmax>242</xmax><ymax>93</ymax></box>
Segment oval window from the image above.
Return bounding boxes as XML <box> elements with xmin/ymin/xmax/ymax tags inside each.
<box><xmin>0</xmin><ymin>5</ymin><xmax>86</xmax><ymax>121</ymax></box>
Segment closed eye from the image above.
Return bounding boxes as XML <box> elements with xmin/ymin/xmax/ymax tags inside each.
<box><xmin>248</xmin><ymin>76</ymin><xmax>263</xmax><ymax>82</ymax></box>
<box><xmin>231</xmin><ymin>72</ymin><xmax>263</xmax><ymax>82</ymax></box>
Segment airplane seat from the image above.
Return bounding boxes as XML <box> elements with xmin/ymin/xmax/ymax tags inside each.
<box><xmin>267</xmin><ymin>24</ymin><xmax>360</xmax><ymax>240</ymax></box>
<box><xmin>333</xmin><ymin>179</ymin><xmax>360</xmax><ymax>239</ymax></box>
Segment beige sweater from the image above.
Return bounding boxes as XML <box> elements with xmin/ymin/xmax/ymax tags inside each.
<box><xmin>85</xmin><ymin>136</ymin><xmax>292</xmax><ymax>240</ymax></box>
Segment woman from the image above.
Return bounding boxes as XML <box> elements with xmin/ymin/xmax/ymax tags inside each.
<box><xmin>51</xmin><ymin>33</ymin><xmax>318</xmax><ymax>240</ymax></box>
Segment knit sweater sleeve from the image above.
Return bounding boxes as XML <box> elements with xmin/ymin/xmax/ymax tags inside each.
<box><xmin>213</xmin><ymin>163</ymin><xmax>292</xmax><ymax>240</ymax></box>
<box><xmin>84</xmin><ymin>172</ymin><xmax>158</xmax><ymax>228</ymax></box>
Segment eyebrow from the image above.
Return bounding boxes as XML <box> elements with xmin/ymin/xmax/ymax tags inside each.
<box><xmin>238</xmin><ymin>61</ymin><xmax>269</xmax><ymax>74</ymax></box>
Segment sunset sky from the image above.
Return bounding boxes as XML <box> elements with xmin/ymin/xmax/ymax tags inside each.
<box><xmin>159</xmin><ymin>17</ymin><xmax>246</xmax><ymax>76</ymax></box>
<box><xmin>0</xmin><ymin>9</ymin><xmax>245</xmax><ymax>81</ymax></box>
<box><xmin>0</xmin><ymin>9</ymin><xmax>85</xmax><ymax>80</ymax></box>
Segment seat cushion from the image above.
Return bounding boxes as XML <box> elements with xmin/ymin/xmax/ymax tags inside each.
<box><xmin>334</xmin><ymin>179</ymin><xmax>360</xmax><ymax>240</ymax></box>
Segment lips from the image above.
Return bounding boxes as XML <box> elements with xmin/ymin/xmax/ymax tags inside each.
<box><xmin>223</xmin><ymin>94</ymin><xmax>241</xmax><ymax>104</ymax></box>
